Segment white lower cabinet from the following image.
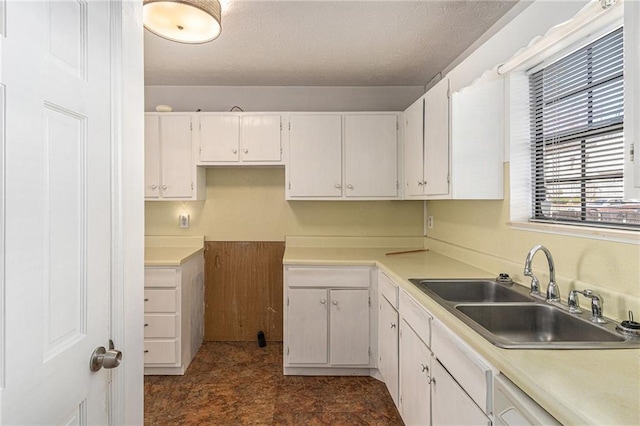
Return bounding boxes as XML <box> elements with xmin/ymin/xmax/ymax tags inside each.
<box><xmin>399</xmin><ymin>319</ymin><xmax>432</xmax><ymax>426</ymax></box>
<box><xmin>431</xmin><ymin>360</ymin><xmax>491</xmax><ymax>425</ymax></box>
<box><xmin>144</xmin><ymin>254</ymin><xmax>205</xmax><ymax>375</ymax></box>
<box><xmin>284</xmin><ymin>266</ymin><xmax>372</xmax><ymax>371</ymax></box>
<box><xmin>378</xmin><ymin>296</ymin><xmax>399</xmax><ymax>405</ymax></box>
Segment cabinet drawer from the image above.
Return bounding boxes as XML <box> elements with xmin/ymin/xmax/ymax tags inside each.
<box><xmin>286</xmin><ymin>267</ymin><xmax>370</xmax><ymax>288</ymax></box>
<box><xmin>145</xmin><ymin>268</ymin><xmax>178</xmax><ymax>288</ymax></box>
<box><xmin>144</xmin><ymin>314</ymin><xmax>178</xmax><ymax>338</ymax></box>
<box><xmin>399</xmin><ymin>289</ymin><xmax>431</xmax><ymax>346</ymax></box>
<box><xmin>378</xmin><ymin>270</ymin><xmax>398</xmax><ymax>308</ymax></box>
<box><xmin>432</xmin><ymin>320</ymin><xmax>492</xmax><ymax>414</ymax></box>
<box><xmin>144</xmin><ymin>340</ymin><xmax>178</xmax><ymax>365</ymax></box>
<box><xmin>144</xmin><ymin>289</ymin><xmax>177</xmax><ymax>312</ymax></box>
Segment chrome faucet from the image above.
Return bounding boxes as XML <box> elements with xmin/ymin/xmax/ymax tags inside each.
<box><xmin>523</xmin><ymin>245</ymin><xmax>560</xmax><ymax>302</ymax></box>
<box><xmin>568</xmin><ymin>289</ymin><xmax>606</xmax><ymax>323</ymax></box>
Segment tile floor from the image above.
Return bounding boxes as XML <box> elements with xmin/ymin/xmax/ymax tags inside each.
<box><xmin>144</xmin><ymin>341</ymin><xmax>404</xmax><ymax>425</ymax></box>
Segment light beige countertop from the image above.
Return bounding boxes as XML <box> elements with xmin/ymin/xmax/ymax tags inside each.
<box><xmin>284</xmin><ymin>242</ymin><xmax>640</xmax><ymax>426</ymax></box>
<box><xmin>145</xmin><ymin>235</ymin><xmax>205</xmax><ymax>266</ymax></box>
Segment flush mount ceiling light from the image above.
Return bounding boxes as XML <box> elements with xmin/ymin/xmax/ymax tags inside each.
<box><xmin>143</xmin><ymin>0</ymin><xmax>222</xmax><ymax>44</ymax></box>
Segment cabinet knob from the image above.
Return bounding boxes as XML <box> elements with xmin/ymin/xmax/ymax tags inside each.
<box><xmin>144</xmin><ymin>298</ymin><xmax>149</xmax><ymax>302</ymax></box>
<box><xmin>144</xmin><ymin>350</ymin><xmax>149</xmax><ymax>354</ymax></box>
<box><xmin>243</xmin><ymin>148</ymin><xmax>249</xmax><ymax>154</ymax></box>
<box><xmin>390</xmin><ymin>323</ymin><xmax>396</xmax><ymax>329</ymax></box>
<box><xmin>347</xmin><ymin>184</ymin><xmax>353</xmax><ymax>189</ymax></box>
<box><xmin>335</xmin><ymin>184</ymin><xmax>341</xmax><ymax>189</ymax></box>
<box><xmin>151</xmin><ymin>184</ymin><xmax>157</xmax><ymax>190</ymax></box>
<box><xmin>421</xmin><ymin>364</ymin><xmax>429</xmax><ymax>373</ymax></box>
<box><xmin>332</xmin><ymin>300</ymin><xmax>338</xmax><ymax>305</ymax></box>
<box><xmin>320</xmin><ymin>299</ymin><xmax>326</xmax><ymax>304</ymax></box>
<box><xmin>232</xmin><ymin>149</ymin><xmax>238</xmax><ymax>154</ymax></box>
<box><xmin>423</xmin><ymin>180</ymin><xmax>427</xmax><ymax>186</ymax></box>
<box><xmin>144</xmin><ymin>323</ymin><xmax>149</xmax><ymax>327</ymax></box>
<box><xmin>428</xmin><ymin>376</ymin><xmax>436</xmax><ymax>385</ymax></box>
<box><xmin>418</xmin><ymin>181</ymin><xmax>423</xmax><ymax>186</ymax></box>
<box><xmin>162</xmin><ymin>185</ymin><xmax>167</xmax><ymax>190</ymax></box>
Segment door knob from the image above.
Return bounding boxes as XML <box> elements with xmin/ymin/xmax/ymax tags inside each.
<box><xmin>90</xmin><ymin>339</ymin><xmax>122</xmax><ymax>372</ymax></box>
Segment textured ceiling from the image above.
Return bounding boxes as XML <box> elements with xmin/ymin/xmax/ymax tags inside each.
<box><xmin>144</xmin><ymin>0</ymin><xmax>520</xmax><ymax>86</ymax></box>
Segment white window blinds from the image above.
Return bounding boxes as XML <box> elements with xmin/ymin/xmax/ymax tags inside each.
<box><xmin>529</xmin><ymin>27</ymin><xmax>639</xmax><ymax>229</ymax></box>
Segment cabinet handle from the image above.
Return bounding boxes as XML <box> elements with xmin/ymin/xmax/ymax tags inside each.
<box><xmin>332</xmin><ymin>300</ymin><xmax>338</xmax><ymax>305</ymax></box>
<box><xmin>421</xmin><ymin>364</ymin><xmax>429</xmax><ymax>373</ymax></box>
<box><xmin>144</xmin><ymin>298</ymin><xmax>149</xmax><ymax>302</ymax></box>
<box><xmin>243</xmin><ymin>148</ymin><xmax>248</xmax><ymax>154</ymax></box>
<box><xmin>335</xmin><ymin>184</ymin><xmax>341</xmax><ymax>189</ymax></box>
<box><xmin>347</xmin><ymin>184</ymin><xmax>353</xmax><ymax>189</ymax></box>
<box><xmin>151</xmin><ymin>184</ymin><xmax>157</xmax><ymax>190</ymax></box>
<box><xmin>144</xmin><ymin>323</ymin><xmax>149</xmax><ymax>327</ymax></box>
<box><xmin>232</xmin><ymin>149</ymin><xmax>238</xmax><ymax>154</ymax></box>
<box><xmin>390</xmin><ymin>323</ymin><xmax>396</xmax><ymax>329</ymax></box>
<box><xmin>320</xmin><ymin>299</ymin><xmax>326</xmax><ymax>304</ymax></box>
<box><xmin>162</xmin><ymin>185</ymin><xmax>167</xmax><ymax>190</ymax></box>
<box><xmin>144</xmin><ymin>350</ymin><xmax>149</xmax><ymax>353</ymax></box>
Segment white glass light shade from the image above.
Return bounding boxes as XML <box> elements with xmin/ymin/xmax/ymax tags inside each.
<box><xmin>143</xmin><ymin>0</ymin><xmax>222</xmax><ymax>44</ymax></box>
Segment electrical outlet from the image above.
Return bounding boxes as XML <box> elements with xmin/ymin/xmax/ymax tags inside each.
<box><xmin>428</xmin><ymin>216</ymin><xmax>434</xmax><ymax>229</ymax></box>
<box><xmin>179</xmin><ymin>214</ymin><xmax>190</xmax><ymax>229</ymax></box>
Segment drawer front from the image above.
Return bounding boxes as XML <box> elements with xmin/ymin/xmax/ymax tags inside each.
<box><xmin>145</xmin><ymin>267</ymin><xmax>178</xmax><ymax>288</ymax></box>
<box><xmin>286</xmin><ymin>266</ymin><xmax>370</xmax><ymax>288</ymax></box>
<box><xmin>432</xmin><ymin>320</ymin><xmax>492</xmax><ymax>413</ymax></box>
<box><xmin>399</xmin><ymin>289</ymin><xmax>431</xmax><ymax>346</ymax></box>
<box><xmin>144</xmin><ymin>289</ymin><xmax>177</xmax><ymax>313</ymax></box>
<box><xmin>378</xmin><ymin>270</ymin><xmax>398</xmax><ymax>308</ymax></box>
<box><xmin>144</xmin><ymin>340</ymin><xmax>178</xmax><ymax>365</ymax></box>
<box><xmin>144</xmin><ymin>314</ymin><xmax>178</xmax><ymax>338</ymax></box>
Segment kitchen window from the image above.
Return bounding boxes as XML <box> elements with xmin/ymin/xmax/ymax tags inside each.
<box><xmin>529</xmin><ymin>27</ymin><xmax>639</xmax><ymax>230</ymax></box>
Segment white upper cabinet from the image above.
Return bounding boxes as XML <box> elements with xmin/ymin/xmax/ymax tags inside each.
<box><xmin>424</xmin><ymin>78</ymin><xmax>450</xmax><ymax>197</ymax></box>
<box><xmin>288</xmin><ymin>114</ymin><xmax>343</xmax><ymax>198</ymax></box>
<box><xmin>450</xmin><ymin>71</ymin><xmax>504</xmax><ymax>200</ymax></box>
<box><xmin>403</xmin><ymin>78</ymin><xmax>450</xmax><ymax>199</ymax></box>
<box><xmin>197</xmin><ymin>113</ymin><xmax>282</xmax><ymax>165</ymax></box>
<box><xmin>145</xmin><ymin>114</ymin><xmax>205</xmax><ymax>201</ymax></box>
<box><xmin>287</xmin><ymin>113</ymin><xmax>400</xmax><ymax>200</ymax></box>
<box><xmin>344</xmin><ymin>114</ymin><xmax>398</xmax><ymax>197</ymax></box>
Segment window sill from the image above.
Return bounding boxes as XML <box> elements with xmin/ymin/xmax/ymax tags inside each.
<box><xmin>508</xmin><ymin>220</ymin><xmax>640</xmax><ymax>245</ymax></box>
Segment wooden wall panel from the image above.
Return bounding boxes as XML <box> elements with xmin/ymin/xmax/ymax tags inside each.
<box><xmin>204</xmin><ymin>241</ymin><xmax>285</xmax><ymax>342</ymax></box>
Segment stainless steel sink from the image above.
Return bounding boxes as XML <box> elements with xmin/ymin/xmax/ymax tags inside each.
<box><xmin>409</xmin><ymin>279</ymin><xmax>534</xmax><ymax>303</ymax></box>
<box><xmin>456</xmin><ymin>304</ymin><xmax>628</xmax><ymax>348</ymax></box>
<box><xmin>408</xmin><ymin>278</ymin><xmax>640</xmax><ymax>349</ymax></box>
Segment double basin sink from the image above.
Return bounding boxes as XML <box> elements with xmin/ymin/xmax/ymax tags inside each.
<box><xmin>408</xmin><ymin>278</ymin><xmax>640</xmax><ymax>349</ymax></box>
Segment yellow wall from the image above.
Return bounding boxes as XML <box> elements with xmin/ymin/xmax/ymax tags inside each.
<box><xmin>426</xmin><ymin>164</ymin><xmax>640</xmax><ymax>322</ymax></box>
<box><xmin>145</xmin><ymin>167</ymin><xmax>425</xmax><ymax>241</ymax></box>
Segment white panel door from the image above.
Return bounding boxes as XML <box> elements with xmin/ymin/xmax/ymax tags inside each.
<box><xmin>241</xmin><ymin>115</ymin><xmax>281</xmax><ymax>162</ymax></box>
<box><xmin>404</xmin><ymin>98</ymin><xmax>426</xmax><ymax>197</ymax></box>
<box><xmin>199</xmin><ymin>114</ymin><xmax>239</xmax><ymax>162</ymax></box>
<box><xmin>379</xmin><ymin>297</ymin><xmax>399</xmax><ymax>406</ymax></box>
<box><xmin>399</xmin><ymin>320</ymin><xmax>431</xmax><ymax>426</ymax></box>
<box><xmin>431</xmin><ymin>360</ymin><xmax>490</xmax><ymax>426</ymax></box>
<box><xmin>145</xmin><ymin>115</ymin><xmax>161</xmax><ymax>198</ymax></box>
<box><xmin>286</xmin><ymin>288</ymin><xmax>328</xmax><ymax>364</ymax></box>
<box><xmin>160</xmin><ymin>115</ymin><xmax>193</xmax><ymax>198</ymax></box>
<box><xmin>424</xmin><ymin>78</ymin><xmax>450</xmax><ymax>197</ymax></box>
<box><xmin>329</xmin><ymin>289</ymin><xmax>370</xmax><ymax>365</ymax></box>
<box><xmin>2</xmin><ymin>0</ymin><xmax>114</xmax><ymax>423</ymax></box>
<box><xmin>344</xmin><ymin>114</ymin><xmax>398</xmax><ymax>197</ymax></box>
<box><xmin>288</xmin><ymin>115</ymin><xmax>342</xmax><ymax>197</ymax></box>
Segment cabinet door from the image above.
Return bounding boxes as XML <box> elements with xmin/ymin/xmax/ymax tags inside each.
<box><xmin>424</xmin><ymin>78</ymin><xmax>450</xmax><ymax>197</ymax></box>
<box><xmin>286</xmin><ymin>288</ymin><xmax>328</xmax><ymax>364</ymax></box>
<box><xmin>344</xmin><ymin>115</ymin><xmax>398</xmax><ymax>197</ymax></box>
<box><xmin>199</xmin><ymin>115</ymin><xmax>240</xmax><ymax>162</ymax></box>
<box><xmin>399</xmin><ymin>320</ymin><xmax>431</xmax><ymax>426</ymax></box>
<box><xmin>159</xmin><ymin>115</ymin><xmax>194</xmax><ymax>198</ymax></box>
<box><xmin>241</xmin><ymin>115</ymin><xmax>281</xmax><ymax>162</ymax></box>
<box><xmin>379</xmin><ymin>297</ymin><xmax>399</xmax><ymax>406</ymax></box>
<box><xmin>330</xmin><ymin>289</ymin><xmax>370</xmax><ymax>365</ymax></box>
<box><xmin>404</xmin><ymin>98</ymin><xmax>426</xmax><ymax>197</ymax></box>
<box><xmin>145</xmin><ymin>115</ymin><xmax>161</xmax><ymax>198</ymax></box>
<box><xmin>431</xmin><ymin>360</ymin><xmax>490</xmax><ymax>426</ymax></box>
<box><xmin>288</xmin><ymin>115</ymin><xmax>342</xmax><ymax>197</ymax></box>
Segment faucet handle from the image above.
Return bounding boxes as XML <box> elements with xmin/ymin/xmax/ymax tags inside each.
<box><xmin>568</xmin><ymin>289</ymin><xmax>606</xmax><ymax>323</ymax></box>
<box><xmin>567</xmin><ymin>289</ymin><xmax>582</xmax><ymax>314</ymax></box>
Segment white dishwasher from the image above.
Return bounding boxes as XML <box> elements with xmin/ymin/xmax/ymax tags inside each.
<box><xmin>494</xmin><ymin>374</ymin><xmax>561</xmax><ymax>425</ymax></box>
